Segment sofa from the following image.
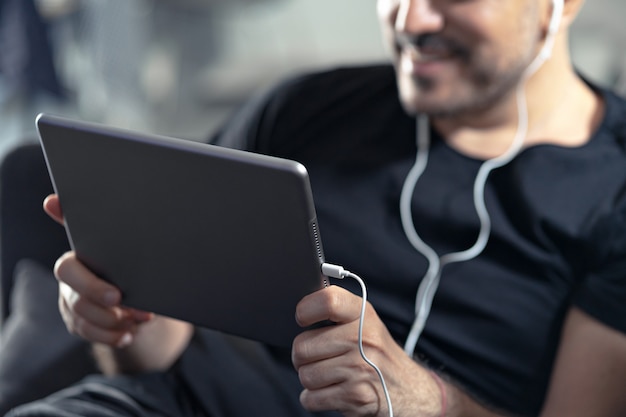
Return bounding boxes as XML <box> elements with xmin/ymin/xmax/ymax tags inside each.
<box><xmin>0</xmin><ymin>143</ymin><xmax>98</xmax><ymax>415</ymax></box>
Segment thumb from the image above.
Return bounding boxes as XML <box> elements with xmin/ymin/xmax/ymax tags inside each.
<box><xmin>43</xmin><ymin>194</ymin><xmax>64</xmax><ymax>225</ymax></box>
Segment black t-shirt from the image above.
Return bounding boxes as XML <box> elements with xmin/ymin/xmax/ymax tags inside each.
<box><xmin>212</xmin><ymin>64</ymin><xmax>626</xmax><ymax>416</ymax></box>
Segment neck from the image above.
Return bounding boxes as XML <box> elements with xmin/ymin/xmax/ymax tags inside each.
<box><xmin>431</xmin><ymin>38</ymin><xmax>603</xmax><ymax>160</ymax></box>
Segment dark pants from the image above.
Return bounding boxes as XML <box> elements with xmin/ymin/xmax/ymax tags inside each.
<box><xmin>6</xmin><ymin>329</ymin><xmax>340</xmax><ymax>417</ymax></box>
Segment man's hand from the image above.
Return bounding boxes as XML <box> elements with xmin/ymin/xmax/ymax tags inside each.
<box><xmin>55</xmin><ymin>251</ymin><xmax>153</xmax><ymax>347</ymax></box>
<box><xmin>43</xmin><ymin>194</ymin><xmax>193</xmax><ymax>373</ymax></box>
<box><xmin>291</xmin><ymin>285</ymin><xmax>443</xmax><ymax>417</ymax></box>
<box><xmin>44</xmin><ymin>194</ymin><xmax>153</xmax><ymax>347</ymax></box>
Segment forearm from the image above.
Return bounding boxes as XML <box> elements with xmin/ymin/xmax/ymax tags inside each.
<box><xmin>441</xmin><ymin>379</ymin><xmax>510</xmax><ymax>417</ymax></box>
<box><xmin>93</xmin><ymin>316</ymin><xmax>194</xmax><ymax>375</ymax></box>
<box><xmin>393</xmin><ymin>363</ymin><xmax>511</xmax><ymax>417</ymax></box>
<box><xmin>381</xmin><ymin>351</ymin><xmax>510</xmax><ymax>417</ymax></box>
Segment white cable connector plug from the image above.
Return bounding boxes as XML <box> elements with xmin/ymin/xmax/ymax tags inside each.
<box><xmin>321</xmin><ymin>262</ymin><xmax>348</xmax><ymax>279</ymax></box>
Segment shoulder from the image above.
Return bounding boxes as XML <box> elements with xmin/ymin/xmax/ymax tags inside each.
<box><xmin>575</xmin><ymin>85</ymin><xmax>626</xmax><ymax>333</ymax></box>
<box><xmin>256</xmin><ymin>64</ymin><xmax>399</xmax><ymax>147</ymax></box>
<box><xmin>271</xmin><ymin>63</ymin><xmax>397</xmax><ymax>100</ymax></box>
<box><xmin>592</xmin><ymin>84</ymin><xmax>626</xmax><ymax>151</ymax></box>
<box><xmin>211</xmin><ymin>64</ymin><xmax>401</xmax><ymax>154</ymax></box>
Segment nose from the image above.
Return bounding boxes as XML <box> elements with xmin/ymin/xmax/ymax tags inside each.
<box><xmin>395</xmin><ymin>0</ymin><xmax>444</xmax><ymax>35</ymax></box>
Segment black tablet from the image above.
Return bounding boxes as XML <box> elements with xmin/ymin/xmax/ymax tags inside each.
<box><xmin>36</xmin><ymin>113</ymin><xmax>327</xmax><ymax>347</ymax></box>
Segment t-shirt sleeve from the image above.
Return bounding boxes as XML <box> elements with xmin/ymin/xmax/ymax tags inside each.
<box><xmin>575</xmin><ymin>184</ymin><xmax>626</xmax><ymax>334</ymax></box>
<box><xmin>206</xmin><ymin>71</ymin><xmax>316</xmax><ymax>153</ymax></box>
<box><xmin>205</xmin><ymin>66</ymin><xmax>396</xmax><ymax>155</ymax></box>
<box><xmin>206</xmin><ymin>87</ymin><xmax>276</xmax><ymax>151</ymax></box>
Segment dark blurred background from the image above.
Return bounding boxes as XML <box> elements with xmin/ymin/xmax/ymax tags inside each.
<box><xmin>0</xmin><ymin>0</ymin><xmax>624</xmax><ymax>158</ymax></box>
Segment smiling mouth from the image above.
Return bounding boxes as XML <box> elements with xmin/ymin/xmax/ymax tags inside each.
<box><xmin>394</xmin><ymin>33</ymin><xmax>464</xmax><ymax>64</ymax></box>
<box><xmin>401</xmin><ymin>44</ymin><xmax>454</xmax><ymax>63</ymax></box>
<box><xmin>396</xmin><ymin>46</ymin><xmax>462</xmax><ymax>81</ymax></box>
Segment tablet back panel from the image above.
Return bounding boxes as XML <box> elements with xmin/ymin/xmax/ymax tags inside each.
<box><xmin>36</xmin><ymin>113</ymin><xmax>326</xmax><ymax>347</ymax></box>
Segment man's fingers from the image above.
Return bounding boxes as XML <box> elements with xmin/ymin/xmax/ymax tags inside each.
<box><xmin>300</xmin><ymin>386</ymin><xmax>345</xmax><ymax>413</ymax></box>
<box><xmin>43</xmin><ymin>194</ymin><xmax>64</xmax><ymax>225</ymax></box>
<box><xmin>54</xmin><ymin>252</ymin><xmax>121</xmax><ymax>307</ymax></box>
<box><xmin>58</xmin><ymin>288</ymin><xmax>136</xmax><ymax>347</ymax></box>
<box><xmin>292</xmin><ymin>322</ymin><xmax>355</xmax><ymax>369</ymax></box>
<box><xmin>126</xmin><ymin>308</ymin><xmax>155</xmax><ymax>323</ymax></box>
<box><xmin>63</xmin><ymin>283</ymin><xmax>132</xmax><ymax>329</ymax></box>
<box><xmin>296</xmin><ymin>351</ymin><xmax>358</xmax><ymax>389</ymax></box>
<box><xmin>296</xmin><ymin>285</ymin><xmax>363</xmax><ymax>327</ymax></box>
<box><xmin>300</xmin><ymin>382</ymin><xmax>380</xmax><ymax>416</ymax></box>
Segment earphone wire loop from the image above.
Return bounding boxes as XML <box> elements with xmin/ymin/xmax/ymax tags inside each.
<box><xmin>400</xmin><ymin>0</ymin><xmax>563</xmax><ymax>357</ymax></box>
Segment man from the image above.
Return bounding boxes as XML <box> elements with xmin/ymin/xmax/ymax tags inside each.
<box><xmin>8</xmin><ymin>0</ymin><xmax>626</xmax><ymax>416</ymax></box>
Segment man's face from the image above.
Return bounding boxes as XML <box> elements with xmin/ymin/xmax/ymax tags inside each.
<box><xmin>378</xmin><ymin>0</ymin><xmax>544</xmax><ymax>117</ymax></box>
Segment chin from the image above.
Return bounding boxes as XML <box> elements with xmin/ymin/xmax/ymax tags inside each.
<box><xmin>397</xmin><ymin>73</ymin><xmax>454</xmax><ymax>116</ymax></box>
<box><xmin>397</xmin><ymin>77</ymin><xmax>483</xmax><ymax>118</ymax></box>
<box><xmin>398</xmin><ymin>88</ymin><xmax>455</xmax><ymax>117</ymax></box>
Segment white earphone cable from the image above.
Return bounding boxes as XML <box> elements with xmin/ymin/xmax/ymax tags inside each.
<box><xmin>321</xmin><ymin>263</ymin><xmax>394</xmax><ymax>417</ymax></box>
<box><xmin>401</xmin><ymin>0</ymin><xmax>563</xmax><ymax>356</ymax></box>
<box><xmin>317</xmin><ymin>4</ymin><xmax>565</xmax><ymax>416</ymax></box>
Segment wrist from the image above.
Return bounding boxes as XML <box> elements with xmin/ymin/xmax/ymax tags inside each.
<box><xmin>429</xmin><ymin>371</ymin><xmax>448</xmax><ymax>417</ymax></box>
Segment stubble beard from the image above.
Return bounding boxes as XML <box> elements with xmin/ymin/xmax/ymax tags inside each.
<box><xmin>396</xmin><ymin>51</ymin><xmax>533</xmax><ymax>120</ymax></box>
